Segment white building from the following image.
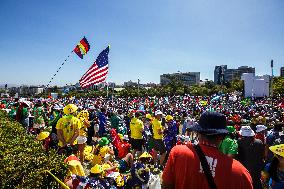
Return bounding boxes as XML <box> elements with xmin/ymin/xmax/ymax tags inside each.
<box><xmin>241</xmin><ymin>73</ymin><xmax>270</xmax><ymax>98</ymax></box>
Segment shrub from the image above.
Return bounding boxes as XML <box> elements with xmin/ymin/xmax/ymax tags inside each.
<box><xmin>0</xmin><ymin>110</ymin><xmax>67</xmax><ymax>189</ymax></box>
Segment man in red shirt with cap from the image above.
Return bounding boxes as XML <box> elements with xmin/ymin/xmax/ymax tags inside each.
<box><xmin>162</xmin><ymin>111</ymin><xmax>253</xmax><ymax>189</ymax></box>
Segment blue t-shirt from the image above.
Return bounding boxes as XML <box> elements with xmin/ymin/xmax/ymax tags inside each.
<box><xmin>265</xmin><ymin>163</ymin><xmax>284</xmax><ymax>189</ymax></box>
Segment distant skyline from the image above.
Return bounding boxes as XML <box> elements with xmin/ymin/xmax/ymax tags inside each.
<box><xmin>0</xmin><ymin>0</ymin><xmax>283</xmax><ymax>86</ymax></box>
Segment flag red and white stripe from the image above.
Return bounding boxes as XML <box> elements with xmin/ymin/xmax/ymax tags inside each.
<box><xmin>79</xmin><ymin>64</ymin><xmax>108</xmax><ymax>88</ymax></box>
<box><xmin>79</xmin><ymin>46</ymin><xmax>109</xmax><ymax>88</ymax></box>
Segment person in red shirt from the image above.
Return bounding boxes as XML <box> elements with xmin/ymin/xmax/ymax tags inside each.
<box><xmin>117</xmin><ymin>135</ymin><xmax>132</xmax><ymax>159</ymax></box>
<box><xmin>162</xmin><ymin>111</ymin><xmax>253</xmax><ymax>189</ymax></box>
<box><xmin>255</xmin><ymin>124</ymin><xmax>267</xmax><ymax>144</ymax></box>
<box><xmin>0</xmin><ymin>103</ymin><xmax>5</xmax><ymax>109</ymax></box>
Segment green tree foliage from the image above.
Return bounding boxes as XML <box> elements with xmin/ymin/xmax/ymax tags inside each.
<box><xmin>0</xmin><ymin>110</ymin><xmax>67</xmax><ymax>188</ymax></box>
<box><xmin>273</xmin><ymin>76</ymin><xmax>284</xmax><ymax>96</ymax></box>
<box><xmin>46</xmin><ymin>79</ymin><xmax>249</xmax><ymax>98</ymax></box>
<box><xmin>230</xmin><ymin>79</ymin><xmax>244</xmax><ymax>92</ymax></box>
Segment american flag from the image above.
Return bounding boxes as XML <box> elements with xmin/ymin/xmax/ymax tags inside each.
<box><xmin>80</xmin><ymin>46</ymin><xmax>109</xmax><ymax>88</ymax></box>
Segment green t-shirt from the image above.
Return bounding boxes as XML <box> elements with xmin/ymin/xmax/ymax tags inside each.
<box><xmin>33</xmin><ymin>107</ymin><xmax>45</xmax><ymax>124</ymax></box>
<box><xmin>110</xmin><ymin>115</ymin><xmax>120</xmax><ymax>130</ymax></box>
<box><xmin>219</xmin><ymin>136</ymin><xmax>238</xmax><ymax>155</ymax></box>
<box><xmin>22</xmin><ymin>108</ymin><xmax>29</xmax><ymax>118</ymax></box>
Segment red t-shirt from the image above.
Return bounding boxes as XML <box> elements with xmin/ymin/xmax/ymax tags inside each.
<box><xmin>0</xmin><ymin>104</ymin><xmax>5</xmax><ymax>109</ymax></box>
<box><xmin>255</xmin><ymin>133</ymin><xmax>265</xmax><ymax>144</ymax></box>
<box><xmin>162</xmin><ymin>144</ymin><xmax>253</xmax><ymax>189</ymax></box>
<box><xmin>117</xmin><ymin>141</ymin><xmax>131</xmax><ymax>159</ymax></box>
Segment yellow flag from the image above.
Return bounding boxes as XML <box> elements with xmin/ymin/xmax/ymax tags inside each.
<box><xmin>45</xmin><ymin>170</ymin><xmax>70</xmax><ymax>189</ymax></box>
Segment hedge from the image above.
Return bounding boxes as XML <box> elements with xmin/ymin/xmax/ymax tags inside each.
<box><xmin>0</xmin><ymin>110</ymin><xmax>67</xmax><ymax>188</ymax></box>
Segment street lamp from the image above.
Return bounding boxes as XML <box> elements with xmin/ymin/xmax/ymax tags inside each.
<box><xmin>271</xmin><ymin>59</ymin><xmax>274</xmax><ymax>97</ymax></box>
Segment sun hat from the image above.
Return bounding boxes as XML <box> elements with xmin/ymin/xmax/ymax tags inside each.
<box><xmin>139</xmin><ymin>152</ymin><xmax>153</xmax><ymax>159</ymax></box>
<box><xmin>123</xmin><ymin>135</ymin><xmax>129</xmax><ymax>141</ymax></box>
<box><xmin>98</xmin><ymin>137</ymin><xmax>110</xmax><ymax>147</ymax></box>
<box><xmin>64</xmin><ymin>154</ymin><xmax>80</xmax><ymax>163</ymax></box>
<box><xmin>190</xmin><ymin>111</ymin><xmax>228</xmax><ymax>135</ymax></box>
<box><xmin>77</xmin><ymin>110</ymin><xmax>89</xmax><ymax>121</ymax></box>
<box><xmin>91</xmin><ymin>164</ymin><xmax>103</xmax><ymax>174</ymax></box>
<box><xmin>256</xmin><ymin>125</ymin><xmax>267</xmax><ymax>133</ymax></box>
<box><xmin>37</xmin><ymin>131</ymin><xmax>50</xmax><ymax>141</ymax></box>
<box><xmin>165</xmin><ymin>115</ymin><xmax>173</xmax><ymax>122</ymax></box>
<box><xmin>63</xmin><ymin>104</ymin><xmax>78</xmax><ymax>115</ymax></box>
<box><xmin>155</xmin><ymin>110</ymin><xmax>163</xmax><ymax>116</ymax></box>
<box><xmin>145</xmin><ymin>114</ymin><xmax>152</xmax><ymax>119</ymax></box>
<box><xmin>239</xmin><ymin>126</ymin><xmax>255</xmax><ymax>137</ymax></box>
<box><xmin>269</xmin><ymin>144</ymin><xmax>284</xmax><ymax>158</ymax></box>
<box><xmin>227</xmin><ymin>126</ymin><xmax>236</xmax><ymax>134</ymax></box>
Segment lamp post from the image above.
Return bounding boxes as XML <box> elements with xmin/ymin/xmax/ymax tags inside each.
<box><xmin>271</xmin><ymin>60</ymin><xmax>274</xmax><ymax>97</ymax></box>
<box><xmin>137</xmin><ymin>79</ymin><xmax>140</xmax><ymax>96</ymax></box>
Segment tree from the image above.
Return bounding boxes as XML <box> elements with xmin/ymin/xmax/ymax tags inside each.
<box><xmin>273</xmin><ymin>77</ymin><xmax>284</xmax><ymax>96</ymax></box>
<box><xmin>204</xmin><ymin>80</ymin><xmax>215</xmax><ymax>89</ymax></box>
<box><xmin>230</xmin><ymin>79</ymin><xmax>244</xmax><ymax>92</ymax></box>
<box><xmin>167</xmin><ymin>79</ymin><xmax>184</xmax><ymax>95</ymax></box>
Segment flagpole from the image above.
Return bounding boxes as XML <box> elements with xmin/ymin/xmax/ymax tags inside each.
<box><xmin>138</xmin><ymin>79</ymin><xmax>140</xmax><ymax>96</ymax></box>
<box><xmin>112</xmin><ymin>84</ymin><xmax>114</xmax><ymax>103</ymax></box>
<box><xmin>106</xmin><ymin>83</ymin><xmax>109</xmax><ymax>99</ymax></box>
<box><xmin>271</xmin><ymin>59</ymin><xmax>274</xmax><ymax>97</ymax></box>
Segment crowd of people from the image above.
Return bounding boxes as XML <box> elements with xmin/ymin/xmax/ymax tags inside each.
<box><xmin>1</xmin><ymin>93</ymin><xmax>284</xmax><ymax>189</ymax></box>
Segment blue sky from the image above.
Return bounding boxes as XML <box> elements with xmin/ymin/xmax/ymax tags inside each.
<box><xmin>0</xmin><ymin>0</ymin><xmax>283</xmax><ymax>86</ymax></box>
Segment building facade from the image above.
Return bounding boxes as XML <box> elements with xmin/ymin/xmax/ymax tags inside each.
<box><xmin>241</xmin><ymin>73</ymin><xmax>270</xmax><ymax>98</ymax></box>
<box><xmin>214</xmin><ymin>65</ymin><xmax>255</xmax><ymax>84</ymax></box>
<box><xmin>214</xmin><ymin>65</ymin><xmax>227</xmax><ymax>84</ymax></box>
<box><xmin>281</xmin><ymin>67</ymin><xmax>284</xmax><ymax>77</ymax></box>
<box><xmin>124</xmin><ymin>80</ymin><xmax>138</xmax><ymax>87</ymax></box>
<box><xmin>160</xmin><ymin>72</ymin><xmax>200</xmax><ymax>86</ymax></box>
<box><xmin>18</xmin><ymin>85</ymin><xmax>44</xmax><ymax>96</ymax></box>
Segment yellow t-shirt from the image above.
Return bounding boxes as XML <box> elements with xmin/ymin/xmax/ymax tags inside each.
<box><xmin>79</xmin><ymin>119</ymin><xmax>89</xmax><ymax>137</ymax></box>
<box><xmin>152</xmin><ymin>118</ymin><xmax>163</xmax><ymax>139</ymax></box>
<box><xmin>92</xmin><ymin>145</ymin><xmax>110</xmax><ymax>165</ymax></box>
<box><xmin>130</xmin><ymin>117</ymin><xmax>144</xmax><ymax>139</ymax></box>
<box><xmin>56</xmin><ymin>115</ymin><xmax>81</xmax><ymax>147</ymax></box>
